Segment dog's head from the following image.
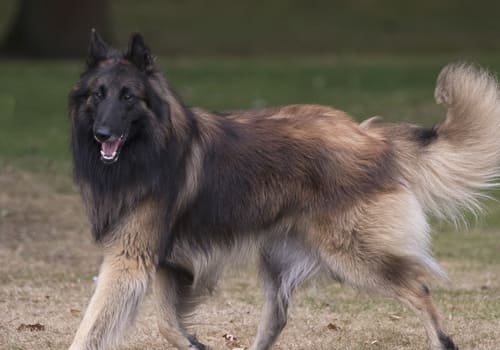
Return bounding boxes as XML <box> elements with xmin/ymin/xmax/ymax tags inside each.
<box><xmin>69</xmin><ymin>30</ymin><xmax>170</xmax><ymax>165</ymax></box>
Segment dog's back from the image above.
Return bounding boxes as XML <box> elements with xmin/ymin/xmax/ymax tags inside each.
<box><xmin>166</xmin><ymin>65</ymin><xmax>499</xmax><ymax>350</ymax></box>
<box><xmin>69</xmin><ymin>32</ymin><xmax>499</xmax><ymax>350</ymax></box>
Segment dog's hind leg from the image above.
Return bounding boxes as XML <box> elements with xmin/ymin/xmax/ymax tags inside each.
<box><xmin>250</xmin><ymin>237</ymin><xmax>320</xmax><ymax>350</ymax></box>
<box><xmin>322</xmin><ymin>249</ymin><xmax>457</xmax><ymax>350</ymax></box>
<box><xmin>249</xmin><ymin>260</ymin><xmax>289</xmax><ymax>350</ymax></box>
<box><xmin>365</xmin><ymin>256</ymin><xmax>459</xmax><ymax>350</ymax></box>
<box><xmin>317</xmin><ymin>190</ymin><xmax>458</xmax><ymax>350</ymax></box>
<box><xmin>325</xmin><ymin>251</ymin><xmax>457</xmax><ymax>350</ymax></box>
<box><xmin>393</xmin><ymin>282</ymin><xmax>458</xmax><ymax>350</ymax></box>
<box><xmin>154</xmin><ymin>265</ymin><xmax>208</xmax><ymax>350</ymax></box>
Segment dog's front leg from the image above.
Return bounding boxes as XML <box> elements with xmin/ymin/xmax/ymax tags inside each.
<box><xmin>69</xmin><ymin>250</ymin><xmax>151</xmax><ymax>350</ymax></box>
<box><xmin>69</xmin><ymin>201</ymin><xmax>161</xmax><ymax>350</ymax></box>
<box><xmin>154</xmin><ymin>265</ymin><xmax>209</xmax><ymax>349</ymax></box>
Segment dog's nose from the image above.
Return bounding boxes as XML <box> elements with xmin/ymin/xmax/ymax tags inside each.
<box><xmin>94</xmin><ymin>126</ymin><xmax>112</xmax><ymax>142</ymax></box>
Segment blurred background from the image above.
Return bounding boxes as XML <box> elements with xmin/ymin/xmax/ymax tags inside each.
<box><xmin>1</xmin><ymin>2</ymin><xmax>500</xmax><ymax>349</ymax></box>
<box><xmin>2</xmin><ymin>0</ymin><xmax>500</xmax><ymax>57</ymax></box>
<box><xmin>2</xmin><ymin>0</ymin><xmax>500</xmax><ymax>168</ymax></box>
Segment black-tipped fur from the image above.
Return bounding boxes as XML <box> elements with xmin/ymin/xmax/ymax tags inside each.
<box><xmin>125</xmin><ymin>33</ymin><xmax>155</xmax><ymax>73</ymax></box>
<box><xmin>70</xmin><ymin>39</ymin><xmax>196</xmax><ymax>239</ymax></box>
<box><xmin>438</xmin><ymin>331</ymin><xmax>459</xmax><ymax>350</ymax></box>
<box><xmin>69</xmin><ymin>33</ymin><xmax>500</xmax><ymax>350</ymax></box>
<box><xmin>87</xmin><ymin>29</ymin><xmax>109</xmax><ymax>69</ymax></box>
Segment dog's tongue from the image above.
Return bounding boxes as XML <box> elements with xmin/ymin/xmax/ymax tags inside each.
<box><xmin>101</xmin><ymin>138</ymin><xmax>121</xmax><ymax>157</ymax></box>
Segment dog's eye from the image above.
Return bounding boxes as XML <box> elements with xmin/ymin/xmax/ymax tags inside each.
<box><xmin>123</xmin><ymin>93</ymin><xmax>133</xmax><ymax>101</ymax></box>
<box><xmin>93</xmin><ymin>90</ymin><xmax>104</xmax><ymax>99</ymax></box>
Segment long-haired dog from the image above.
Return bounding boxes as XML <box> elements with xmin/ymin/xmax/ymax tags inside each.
<box><xmin>68</xmin><ymin>31</ymin><xmax>500</xmax><ymax>350</ymax></box>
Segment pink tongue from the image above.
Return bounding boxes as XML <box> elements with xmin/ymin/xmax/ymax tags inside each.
<box><xmin>101</xmin><ymin>138</ymin><xmax>121</xmax><ymax>156</ymax></box>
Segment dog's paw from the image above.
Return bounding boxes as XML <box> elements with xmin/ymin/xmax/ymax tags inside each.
<box><xmin>437</xmin><ymin>332</ymin><xmax>459</xmax><ymax>350</ymax></box>
<box><xmin>187</xmin><ymin>334</ymin><xmax>209</xmax><ymax>350</ymax></box>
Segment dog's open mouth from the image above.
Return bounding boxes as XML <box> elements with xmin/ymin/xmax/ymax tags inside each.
<box><xmin>99</xmin><ymin>134</ymin><xmax>126</xmax><ymax>164</ymax></box>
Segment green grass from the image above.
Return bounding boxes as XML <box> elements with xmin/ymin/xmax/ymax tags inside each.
<box><xmin>0</xmin><ymin>61</ymin><xmax>79</xmax><ymax>166</ymax></box>
<box><xmin>2</xmin><ymin>54</ymin><xmax>500</xmax><ymax>166</ymax></box>
<box><xmin>2</xmin><ymin>54</ymin><xmax>500</xmax><ymax>218</ymax></box>
<box><xmin>1</xmin><ymin>56</ymin><xmax>499</xmax><ymax>349</ymax></box>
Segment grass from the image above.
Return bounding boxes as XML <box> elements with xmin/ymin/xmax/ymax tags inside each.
<box><xmin>0</xmin><ymin>169</ymin><xmax>499</xmax><ymax>350</ymax></box>
<box><xmin>1</xmin><ymin>55</ymin><xmax>500</xmax><ymax>349</ymax></box>
<box><xmin>3</xmin><ymin>54</ymin><xmax>500</xmax><ymax>202</ymax></box>
<box><xmin>3</xmin><ymin>54</ymin><xmax>500</xmax><ymax>166</ymax></box>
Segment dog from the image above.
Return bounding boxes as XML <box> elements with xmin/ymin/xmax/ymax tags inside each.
<box><xmin>68</xmin><ymin>30</ymin><xmax>500</xmax><ymax>350</ymax></box>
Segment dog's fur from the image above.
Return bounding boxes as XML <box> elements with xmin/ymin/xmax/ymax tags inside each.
<box><xmin>68</xmin><ymin>31</ymin><xmax>500</xmax><ymax>350</ymax></box>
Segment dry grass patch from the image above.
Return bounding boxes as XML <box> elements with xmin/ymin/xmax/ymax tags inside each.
<box><xmin>1</xmin><ymin>167</ymin><xmax>499</xmax><ymax>349</ymax></box>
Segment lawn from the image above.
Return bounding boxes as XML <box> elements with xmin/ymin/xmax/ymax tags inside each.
<box><xmin>1</xmin><ymin>56</ymin><xmax>500</xmax><ymax>349</ymax></box>
<box><xmin>3</xmin><ymin>54</ymin><xmax>500</xmax><ymax>165</ymax></box>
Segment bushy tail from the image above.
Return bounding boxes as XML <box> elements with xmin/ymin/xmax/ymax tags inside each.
<box><xmin>415</xmin><ymin>62</ymin><xmax>500</xmax><ymax>221</ymax></box>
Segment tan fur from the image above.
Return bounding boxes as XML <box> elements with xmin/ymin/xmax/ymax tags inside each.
<box><xmin>70</xmin><ymin>63</ymin><xmax>500</xmax><ymax>350</ymax></box>
<box><xmin>376</xmin><ymin>63</ymin><xmax>500</xmax><ymax>222</ymax></box>
<box><xmin>69</xmin><ymin>200</ymin><xmax>161</xmax><ymax>350</ymax></box>
<box><xmin>153</xmin><ymin>268</ymin><xmax>195</xmax><ymax>349</ymax></box>
<box><xmin>360</xmin><ymin>115</ymin><xmax>383</xmax><ymax>128</ymax></box>
<box><xmin>179</xmin><ymin>141</ymin><xmax>204</xmax><ymax>210</ymax></box>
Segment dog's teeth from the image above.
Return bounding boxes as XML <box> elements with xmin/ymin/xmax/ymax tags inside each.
<box><xmin>100</xmin><ymin>151</ymin><xmax>117</xmax><ymax>160</ymax></box>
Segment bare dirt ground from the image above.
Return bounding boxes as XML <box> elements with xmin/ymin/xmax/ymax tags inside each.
<box><xmin>1</xmin><ymin>167</ymin><xmax>499</xmax><ymax>350</ymax></box>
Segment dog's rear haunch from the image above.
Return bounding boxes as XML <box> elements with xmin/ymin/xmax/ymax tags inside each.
<box><xmin>68</xmin><ymin>32</ymin><xmax>500</xmax><ymax>350</ymax></box>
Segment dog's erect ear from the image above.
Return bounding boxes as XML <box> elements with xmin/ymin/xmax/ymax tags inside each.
<box><xmin>87</xmin><ymin>29</ymin><xmax>109</xmax><ymax>68</ymax></box>
<box><xmin>126</xmin><ymin>33</ymin><xmax>154</xmax><ymax>73</ymax></box>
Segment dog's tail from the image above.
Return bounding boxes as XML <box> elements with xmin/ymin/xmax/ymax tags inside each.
<box><xmin>411</xmin><ymin>62</ymin><xmax>500</xmax><ymax>222</ymax></box>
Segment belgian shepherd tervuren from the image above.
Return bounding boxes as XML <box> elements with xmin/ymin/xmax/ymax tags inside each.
<box><xmin>68</xmin><ymin>31</ymin><xmax>500</xmax><ymax>350</ymax></box>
